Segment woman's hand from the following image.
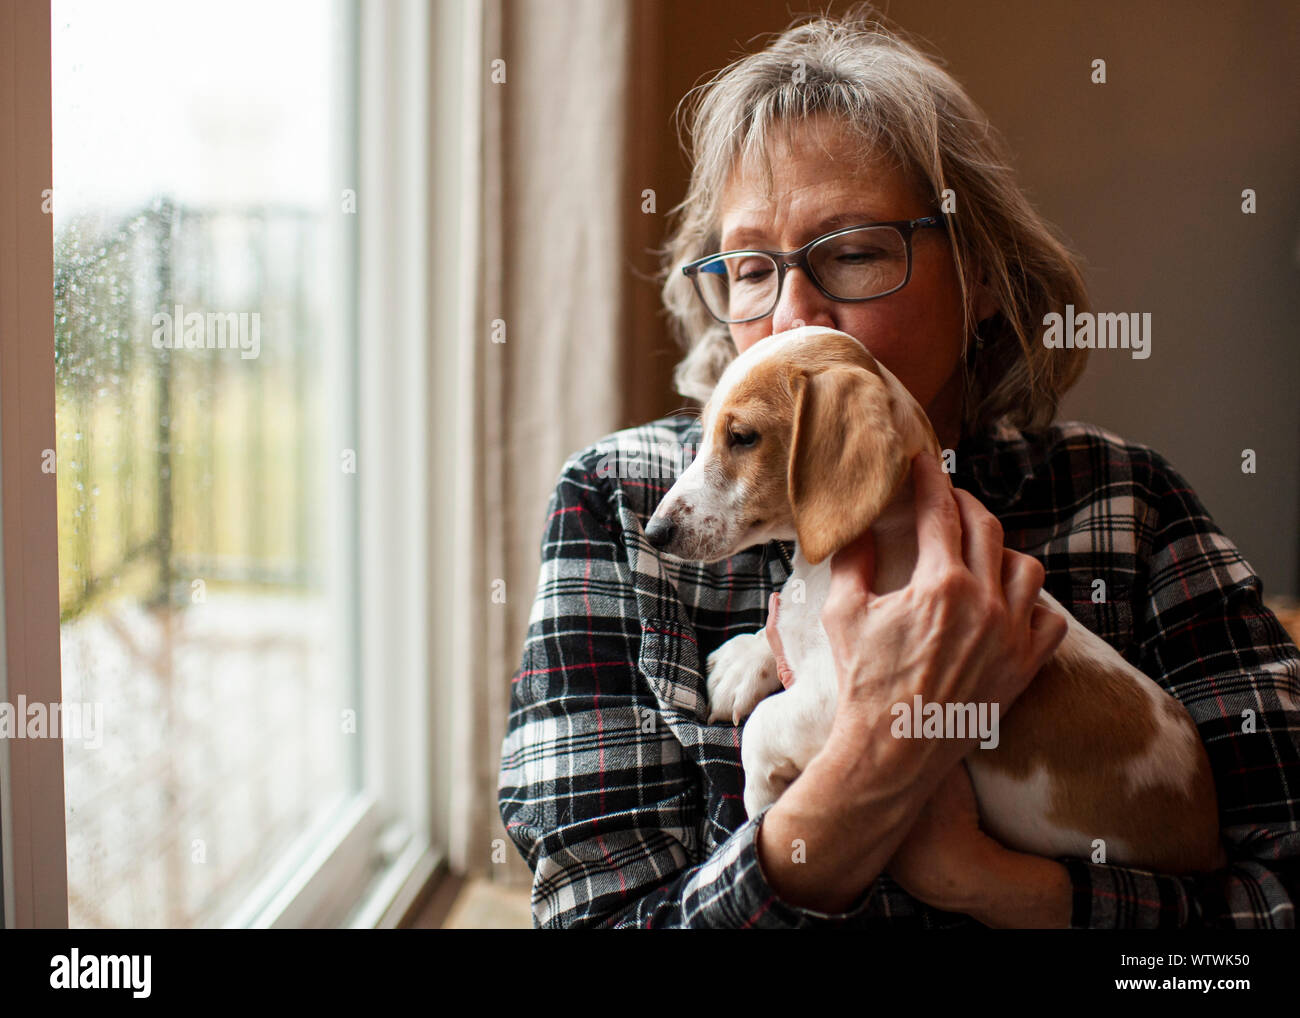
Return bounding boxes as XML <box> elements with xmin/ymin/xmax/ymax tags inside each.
<box><xmin>885</xmin><ymin>761</ymin><xmax>996</xmax><ymax>907</ymax></box>
<box><xmin>806</xmin><ymin>449</ymin><xmax>1069</xmax><ymax>922</ymax></box>
<box><xmin>752</xmin><ymin>450</ymin><xmax>1068</xmax><ymax>917</ymax></box>
<box><xmin>887</xmin><ymin>760</ymin><xmax>1074</xmax><ymax>928</ymax></box>
<box><xmin>821</xmin><ymin>451</ymin><xmax>1067</xmax><ymax>761</ymax></box>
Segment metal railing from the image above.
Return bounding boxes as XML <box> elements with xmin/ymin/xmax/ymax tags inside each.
<box><xmin>55</xmin><ymin>199</ymin><xmax>323</xmax><ymax>621</ymax></box>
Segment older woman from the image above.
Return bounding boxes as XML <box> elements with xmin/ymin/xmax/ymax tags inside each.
<box><xmin>498</xmin><ymin>10</ymin><xmax>1300</xmax><ymax>928</ymax></box>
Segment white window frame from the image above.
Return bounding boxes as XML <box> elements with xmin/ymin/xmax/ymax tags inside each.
<box><xmin>0</xmin><ymin>0</ymin><xmax>461</xmax><ymax>930</ymax></box>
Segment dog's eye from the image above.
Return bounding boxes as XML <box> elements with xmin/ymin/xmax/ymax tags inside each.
<box><xmin>728</xmin><ymin>429</ymin><xmax>760</xmax><ymax>449</ymax></box>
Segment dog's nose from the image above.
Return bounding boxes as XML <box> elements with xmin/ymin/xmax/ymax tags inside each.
<box><xmin>644</xmin><ymin>515</ymin><xmax>675</xmax><ymax>549</ymax></box>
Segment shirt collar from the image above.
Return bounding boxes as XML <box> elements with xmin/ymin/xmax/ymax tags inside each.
<box><xmin>953</xmin><ymin>424</ymin><xmax>1036</xmax><ymax>510</ymax></box>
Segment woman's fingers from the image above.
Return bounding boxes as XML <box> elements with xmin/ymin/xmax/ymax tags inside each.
<box><xmin>1002</xmin><ymin>547</ymin><xmax>1046</xmax><ymax>620</ymax></box>
<box><xmin>911</xmin><ymin>452</ymin><xmax>963</xmax><ymax>576</ymax></box>
<box><xmin>1027</xmin><ymin>602</ymin><xmax>1069</xmax><ymax>672</ymax></box>
<box><xmin>827</xmin><ymin>527</ymin><xmax>878</xmax><ymax>615</ymax></box>
<box><xmin>953</xmin><ymin>488</ymin><xmax>1004</xmax><ymax>591</ymax></box>
<box><xmin>822</xmin><ymin>452</ymin><xmax>1069</xmax><ymax>731</ymax></box>
<box><xmin>913</xmin><ymin>454</ymin><xmax>1005</xmax><ymax>597</ymax></box>
<box><xmin>839</xmin><ymin>452</ymin><xmax>1058</xmax><ymax>685</ymax></box>
<box><xmin>765</xmin><ymin>591</ymin><xmax>796</xmax><ymax>688</ymax></box>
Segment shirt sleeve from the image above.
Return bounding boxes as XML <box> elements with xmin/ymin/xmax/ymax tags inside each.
<box><xmin>1060</xmin><ymin>448</ymin><xmax>1300</xmax><ymax>928</ymax></box>
<box><xmin>497</xmin><ymin>453</ymin><xmax>882</xmax><ymax>928</ymax></box>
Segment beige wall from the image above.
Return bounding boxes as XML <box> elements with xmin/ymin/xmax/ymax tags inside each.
<box><xmin>622</xmin><ymin>0</ymin><xmax>1300</xmax><ymax>596</ymax></box>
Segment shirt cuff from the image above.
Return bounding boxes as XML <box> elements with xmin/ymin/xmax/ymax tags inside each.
<box><xmin>697</xmin><ymin>805</ymin><xmax>880</xmax><ymax>927</ymax></box>
<box><xmin>1059</xmin><ymin>857</ymin><xmax>1193</xmax><ymax>929</ymax></box>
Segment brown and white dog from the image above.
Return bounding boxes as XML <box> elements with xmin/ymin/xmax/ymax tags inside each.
<box><xmin>644</xmin><ymin>325</ymin><xmax>1223</xmax><ymax>874</ymax></box>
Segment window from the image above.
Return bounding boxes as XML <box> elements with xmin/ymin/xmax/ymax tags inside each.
<box><xmin>3</xmin><ymin>0</ymin><xmax>446</xmax><ymax>931</ymax></box>
<box><xmin>52</xmin><ymin>0</ymin><xmax>362</xmax><ymax>927</ymax></box>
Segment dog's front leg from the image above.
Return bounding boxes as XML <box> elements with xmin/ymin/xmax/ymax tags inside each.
<box><xmin>743</xmin><ymin>652</ymin><xmax>842</xmax><ymax>821</ymax></box>
<box><xmin>706</xmin><ymin>630</ymin><xmax>782</xmax><ymax>726</ymax></box>
<box><xmin>739</xmin><ymin>688</ymin><xmax>833</xmax><ymax>818</ymax></box>
<box><xmin>740</xmin><ymin>695</ymin><xmax>798</xmax><ymax>817</ymax></box>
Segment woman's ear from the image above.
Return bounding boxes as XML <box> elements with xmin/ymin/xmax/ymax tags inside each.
<box><xmin>786</xmin><ymin>366</ymin><xmax>907</xmax><ymax>565</ymax></box>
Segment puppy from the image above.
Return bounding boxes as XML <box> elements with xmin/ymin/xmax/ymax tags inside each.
<box><xmin>644</xmin><ymin>326</ymin><xmax>1223</xmax><ymax>874</ymax></box>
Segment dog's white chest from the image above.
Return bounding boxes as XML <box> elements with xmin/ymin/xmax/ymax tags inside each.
<box><xmin>774</xmin><ymin>551</ymin><xmax>838</xmax><ymax>703</ymax></box>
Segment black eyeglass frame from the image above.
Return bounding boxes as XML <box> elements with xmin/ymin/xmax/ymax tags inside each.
<box><xmin>681</xmin><ymin>215</ymin><xmax>948</xmax><ymax>325</ymax></box>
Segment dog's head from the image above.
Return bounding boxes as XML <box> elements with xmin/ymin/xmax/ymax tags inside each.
<box><xmin>645</xmin><ymin>326</ymin><xmax>937</xmax><ymax>565</ymax></box>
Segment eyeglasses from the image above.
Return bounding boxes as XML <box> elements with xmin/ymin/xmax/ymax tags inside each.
<box><xmin>681</xmin><ymin>216</ymin><xmax>947</xmax><ymax>325</ymax></box>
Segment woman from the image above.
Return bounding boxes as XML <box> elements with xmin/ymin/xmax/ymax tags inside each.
<box><xmin>497</xmin><ymin>9</ymin><xmax>1300</xmax><ymax>928</ymax></box>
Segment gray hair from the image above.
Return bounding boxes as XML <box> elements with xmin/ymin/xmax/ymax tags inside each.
<box><xmin>660</xmin><ymin>5</ymin><xmax>1090</xmax><ymax>438</ymax></box>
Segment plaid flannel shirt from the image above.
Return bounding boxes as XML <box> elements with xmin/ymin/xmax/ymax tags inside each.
<box><xmin>498</xmin><ymin>414</ymin><xmax>1300</xmax><ymax>928</ymax></box>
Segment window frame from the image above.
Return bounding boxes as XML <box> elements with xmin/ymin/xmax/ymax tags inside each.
<box><xmin>0</xmin><ymin>0</ymin><xmax>68</xmax><ymax>930</ymax></box>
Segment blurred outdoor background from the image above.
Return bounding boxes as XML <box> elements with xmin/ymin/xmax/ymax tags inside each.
<box><xmin>53</xmin><ymin>0</ymin><xmax>357</xmax><ymax>926</ymax></box>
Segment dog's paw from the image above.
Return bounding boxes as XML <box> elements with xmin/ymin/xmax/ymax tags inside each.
<box><xmin>706</xmin><ymin>631</ymin><xmax>781</xmax><ymax>726</ymax></box>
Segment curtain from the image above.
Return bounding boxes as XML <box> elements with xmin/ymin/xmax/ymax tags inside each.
<box><xmin>448</xmin><ymin>0</ymin><xmax>664</xmax><ymax>886</ymax></box>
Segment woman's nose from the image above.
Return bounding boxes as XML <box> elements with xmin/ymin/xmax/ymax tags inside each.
<box><xmin>770</xmin><ymin>266</ymin><xmax>837</xmax><ymax>335</ymax></box>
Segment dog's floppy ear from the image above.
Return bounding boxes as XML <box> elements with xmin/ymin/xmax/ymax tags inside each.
<box><xmin>787</xmin><ymin>365</ymin><xmax>907</xmax><ymax>565</ymax></box>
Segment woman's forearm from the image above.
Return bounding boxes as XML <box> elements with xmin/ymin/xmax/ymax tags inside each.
<box><xmin>755</xmin><ymin>708</ymin><xmax>958</xmax><ymax>913</ymax></box>
<box><xmin>961</xmin><ymin>848</ymin><xmax>1073</xmax><ymax>928</ymax></box>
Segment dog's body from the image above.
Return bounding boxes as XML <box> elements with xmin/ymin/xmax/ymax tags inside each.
<box><xmin>645</xmin><ymin>326</ymin><xmax>1222</xmax><ymax>874</ymax></box>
